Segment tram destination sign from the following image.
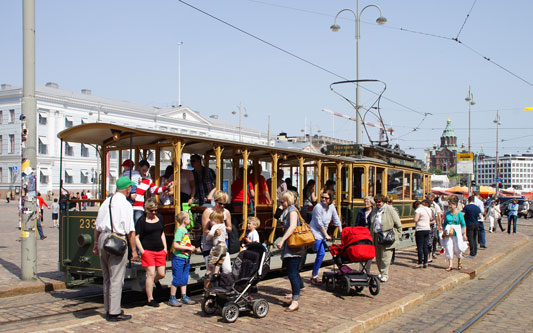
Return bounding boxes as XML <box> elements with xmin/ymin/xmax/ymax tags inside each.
<box><xmin>387</xmin><ymin>157</ymin><xmax>424</xmax><ymax>170</ymax></box>
<box><xmin>325</xmin><ymin>144</ymin><xmax>363</xmax><ymax>156</ymax></box>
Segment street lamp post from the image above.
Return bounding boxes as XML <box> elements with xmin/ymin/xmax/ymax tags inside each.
<box><xmin>465</xmin><ymin>87</ymin><xmax>475</xmax><ymax>195</ymax></box>
<box><xmin>494</xmin><ymin>111</ymin><xmax>501</xmax><ymax>196</ymax></box>
<box><xmin>330</xmin><ymin>0</ymin><xmax>387</xmax><ymax>145</ymax></box>
<box><xmin>232</xmin><ymin>102</ymin><xmax>248</xmax><ymax>142</ymax></box>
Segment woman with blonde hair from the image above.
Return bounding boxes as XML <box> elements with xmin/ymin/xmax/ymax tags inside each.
<box><xmin>135</xmin><ymin>198</ymin><xmax>167</xmax><ymax>307</ymax></box>
<box><xmin>276</xmin><ymin>190</ymin><xmax>305</xmax><ymax>312</ymax></box>
<box><xmin>201</xmin><ymin>190</ymin><xmax>232</xmax><ymax>274</ymax></box>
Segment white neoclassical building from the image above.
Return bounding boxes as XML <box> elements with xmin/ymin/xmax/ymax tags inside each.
<box><xmin>0</xmin><ymin>83</ymin><xmax>268</xmax><ymax>198</ymax></box>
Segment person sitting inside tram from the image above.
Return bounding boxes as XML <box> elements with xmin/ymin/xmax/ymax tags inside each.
<box><xmin>190</xmin><ymin>154</ymin><xmax>216</xmax><ymax>206</ymax></box>
<box><xmin>132</xmin><ymin>160</ymin><xmax>172</xmax><ymax>223</ymax></box>
<box><xmin>249</xmin><ymin>164</ymin><xmax>272</xmax><ymax>205</ymax></box>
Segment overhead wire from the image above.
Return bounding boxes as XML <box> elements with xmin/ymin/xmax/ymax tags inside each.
<box><xmin>455</xmin><ymin>0</ymin><xmax>478</xmax><ymax>39</ymax></box>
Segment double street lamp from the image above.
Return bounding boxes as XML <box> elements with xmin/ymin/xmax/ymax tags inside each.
<box><xmin>494</xmin><ymin>111</ymin><xmax>501</xmax><ymax>195</ymax></box>
<box><xmin>232</xmin><ymin>102</ymin><xmax>248</xmax><ymax>142</ymax></box>
<box><xmin>330</xmin><ymin>1</ymin><xmax>387</xmax><ymax>145</ymax></box>
<box><xmin>465</xmin><ymin>87</ymin><xmax>475</xmax><ymax>152</ymax></box>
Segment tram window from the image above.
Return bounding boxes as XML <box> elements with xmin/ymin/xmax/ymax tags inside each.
<box><xmin>368</xmin><ymin>166</ymin><xmax>375</xmax><ymax>197</ymax></box>
<box><xmin>412</xmin><ymin>173</ymin><xmax>424</xmax><ymax>199</ymax></box>
<box><xmin>387</xmin><ymin>169</ymin><xmax>403</xmax><ymax>200</ymax></box>
<box><xmin>352</xmin><ymin>167</ymin><xmax>364</xmax><ymax>199</ymax></box>
<box><xmin>376</xmin><ymin>167</ymin><xmax>385</xmax><ymax>195</ymax></box>
<box><xmin>404</xmin><ymin>172</ymin><xmax>411</xmax><ymax>200</ymax></box>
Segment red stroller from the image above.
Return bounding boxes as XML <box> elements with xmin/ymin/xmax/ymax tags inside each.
<box><xmin>322</xmin><ymin>226</ymin><xmax>380</xmax><ymax>296</ymax></box>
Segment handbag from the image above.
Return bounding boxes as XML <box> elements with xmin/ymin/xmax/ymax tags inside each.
<box><xmin>377</xmin><ymin>229</ymin><xmax>395</xmax><ymax>245</ymax></box>
<box><xmin>441</xmin><ymin>213</ymin><xmax>458</xmax><ymax>238</ymax></box>
<box><xmin>103</xmin><ymin>196</ymin><xmax>128</xmax><ymax>256</ymax></box>
<box><xmin>287</xmin><ymin>210</ymin><xmax>315</xmax><ymax>248</ymax></box>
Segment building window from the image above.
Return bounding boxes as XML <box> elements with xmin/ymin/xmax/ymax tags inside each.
<box><xmin>40</xmin><ymin>169</ymin><xmax>49</xmax><ymax>184</ymax></box>
<box><xmin>38</xmin><ymin>112</ymin><xmax>48</xmax><ymax>125</ymax></box>
<box><xmin>0</xmin><ymin>110</ymin><xmax>2</xmax><ymax>124</ymax></box>
<box><xmin>38</xmin><ymin>137</ymin><xmax>48</xmax><ymax>155</ymax></box>
<box><xmin>0</xmin><ymin>167</ymin><xmax>2</xmax><ymax>183</ymax></box>
<box><xmin>0</xmin><ymin>136</ymin><xmax>2</xmax><ymax>154</ymax></box>
<box><xmin>8</xmin><ymin>167</ymin><xmax>16</xmax><ymax>183</ymax></box>
<box><xmin>64</xmin><ymin>169</ymin><xmax>73</xmax><ymax>184</ymax></box>
<box><xmin>81</xmin><ymin>144</ymin><xmax>89</xmax><ymax>157</ymax></box>
<box><xmin>80</xmin><ymin>170</ymin><xmax>89</xmax><ymax>184</ymax></box>
<box><xmin>65</xmin><ymin>142</ymin><xmax>74</xmax><ymax>156</ymax></box>
<box><xmin>65</xmin><ymin>116</ymin><xmax>73</xmax><ymax>128</ymax></box>
<box><xmin>8</xmin><ymin>109</ymin><xmax>15</xmax><ymax>123</ymax></box>
<box><xmin>8</xmin><ymin>134</ymin><xmax>15</xmax><ymax>153</ymax></box>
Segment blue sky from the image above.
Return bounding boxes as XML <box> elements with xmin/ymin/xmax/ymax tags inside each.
<box><xmin>2</xmin><ymin>0</ymin><xmax>532</xmax><ymax>160</ymax></box>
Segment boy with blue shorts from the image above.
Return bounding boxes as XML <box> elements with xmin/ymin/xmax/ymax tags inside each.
<box><xmin>169</xmin><ymin>211</ymin><xmax>197</xmax><ymax>306</ymax></box>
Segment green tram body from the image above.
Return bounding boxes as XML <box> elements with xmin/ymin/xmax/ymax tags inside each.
<box><xmin>57</xmin><ymin>123</ymin><xmax>430</xmax><ymax>288</ymax></box>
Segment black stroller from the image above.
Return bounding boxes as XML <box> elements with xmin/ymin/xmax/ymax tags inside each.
<box><xmin>201</xmin><ymin>242</ymin><xmax>272</xmax><ymax>323</ymax></box>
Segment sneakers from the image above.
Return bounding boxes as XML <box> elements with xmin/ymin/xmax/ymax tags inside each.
<box><xmin>168</xmin><ymin>296</ymin><xmax>182</xmax><ymax>307</ymax></box>
<box><xmin>181</xmin><ymin>296</ymin><xmax>196</xmax><ymax>305</ymax></box>
<box><xmin>465</xmin><ymin>254</ymin><xmax>477</xmax><ymax>258</ymax></box>
<box><xmin>40</xmin><ymin>236</ymin><xmax>47</xmax><ymax>240</ymax></box>
<box><xmin>146</xmin><ymin>300</ymin><xmax>159</xmax><ymax>307</ymax></box>
<box><xmin>380</xmin><ymin>276</ymin><xmax>389</xmax><ymax>282</ymax></box>
<box><xmin>310</xmin><ymin>276</ymin><xmax>322</xmax><ymax>285</ymax></box>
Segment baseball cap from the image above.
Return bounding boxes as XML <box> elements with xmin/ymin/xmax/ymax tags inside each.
<box><xmin>121</xmin><ymin>159</ymin><xmax>134</xmax><ymax>168</ymax></box>
<box><xmin>116</xmin><ymin>176</ymin><xmax>136</xmax><ymax>190</ymax></box>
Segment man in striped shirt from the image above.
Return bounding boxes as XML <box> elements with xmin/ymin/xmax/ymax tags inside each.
<box><xmin>132</xmin><ymin>160</ymin><xmax>173</xmax><ymax>223</ymax></box>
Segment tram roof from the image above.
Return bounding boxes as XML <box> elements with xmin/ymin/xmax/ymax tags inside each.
<box><xmin>57</xmin><ymin>123</ymin><xmax>357</xmax><ymax>164</ymax></box>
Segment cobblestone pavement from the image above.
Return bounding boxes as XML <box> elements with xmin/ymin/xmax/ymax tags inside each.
<box><xmin>0</xmin><ymin>200</ymin><xmax>530</xmax><ymax>333</ymax></box>
<box><xmin>370</xmin><ymin>221</ymin><xmax>533</xmax><ymax>333</ymax></box>
<box><xmin>468</xmin><ymin>268</ymin><xmax>533</xmax><ymax>332</ymax></box>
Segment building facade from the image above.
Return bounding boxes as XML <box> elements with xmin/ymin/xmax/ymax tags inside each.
<box><xmin>476</xmin><ymin>154</ymin><xmax>533</xmax><ymax>191</ymax></box>
<box><xmin>0</xmin><ymin>83</ymin><xmax>268</xmax><ymax>199</ymax></box>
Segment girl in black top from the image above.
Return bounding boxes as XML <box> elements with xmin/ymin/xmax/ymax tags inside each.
<box><xmin>135</xmin><ymin>198</ymin><xmax>167</xmax><ymax>307</ymax></box>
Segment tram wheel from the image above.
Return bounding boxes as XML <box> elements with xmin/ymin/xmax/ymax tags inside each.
<box><xmin>222</xmin><ymin>302</ymin><xmax>240</xmax><ymax>323</ymax></box>
<box><xmin>252</xmin><ymin>299</ymin><xmax>269</xmax><ymax>318</ymax></box>
<box><xmin>369</xmin><ymin>276</ymin><xmax>380</xmax><ymax>296</ymax></box>
<box><xmin>201</xmin><ymin>296</ymin><xmax>217</xmax><ymax>316</ymax></box>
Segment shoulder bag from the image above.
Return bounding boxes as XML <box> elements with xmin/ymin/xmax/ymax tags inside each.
<box><xmin>287</xmin><ymin>210</ymin><xmax>315</xmax><ymax>248</ymax></box>
<box><xmin>441</xmin><ymin>213</ymin><xmax>458</xmax><ymax>238</ymax></box>
<box><xmin>103</xmin><ymin>196</ymin><xmax>128</xmax><ymax>256</ymax></box>
<box><xmin>376</xmin><ymin>208</ymin><xmax>396</xmax><ymax>246</ymax></box>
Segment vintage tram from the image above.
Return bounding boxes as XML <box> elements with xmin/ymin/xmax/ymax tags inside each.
<box><xmin>57</xmin><ymin>123</ymin><xmax>430</xmax><ymax>288</ymax></box>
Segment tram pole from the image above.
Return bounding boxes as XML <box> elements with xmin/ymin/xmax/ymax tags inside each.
<box><xmin>21</xmin><ymin>0</ymin><xmax>38</xmax><ymax>281</ymax></box>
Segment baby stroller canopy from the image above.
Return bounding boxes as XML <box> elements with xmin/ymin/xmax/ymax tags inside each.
<box><xmin>331</xmin><ymin>226</ymin><xmax>375</xmax><ymax>262</ymax></box>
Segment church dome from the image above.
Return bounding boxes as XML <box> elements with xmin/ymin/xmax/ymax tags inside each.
<box><xmin>441</xmin><ymin>119</ymin><xmax>456</xmax><ymax>138</ymax></box>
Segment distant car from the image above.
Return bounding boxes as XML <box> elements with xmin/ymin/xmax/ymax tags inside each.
<box><xmin>502</xmin><ymin>199</ymin><xmax>532</xmax><ymax>218</ymax></box>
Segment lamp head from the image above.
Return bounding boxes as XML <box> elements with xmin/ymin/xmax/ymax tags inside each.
<box><xmin>376</xmin><ymin>16</ymin><xmax>387</xmax><ymax>25</ymax></box>
<box><xmin>470</xmin><ymin>101</ymin><xmax>475</xmax><ymax>106</ymax></box>
<box><xmin>330</xmin><ymin>24</ymin><xmax>341</xmax><ymax>32</ymax></box>
<box><xmin>232</xmin><ymin>110</ymin><xmax>236</xmax><ymax>115</ymax></box>
<box><xmin>465</xmin><ymin>96</ymin><xmax>471</xmax><ymax>102</ymax></box>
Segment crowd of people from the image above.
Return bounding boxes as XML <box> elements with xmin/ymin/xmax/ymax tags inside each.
<box><xmin>88</xmin><ymin>156</ymin><xmax>525</xmax><ymax>321</ymax></box>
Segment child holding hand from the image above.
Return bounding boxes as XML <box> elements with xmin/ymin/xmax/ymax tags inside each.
<box><xmin>169</xmin><ymin>211</ymin><xmax>198</xmax><ymax>306</ymax></box>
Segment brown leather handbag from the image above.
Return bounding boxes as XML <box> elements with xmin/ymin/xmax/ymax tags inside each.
<box><xmin>287</xmin><ymin>210</ymin><xmax>315</xmax><ymax>248</ymax></box>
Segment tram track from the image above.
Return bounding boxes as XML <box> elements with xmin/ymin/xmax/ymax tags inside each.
<box><xmin>456</xmin><ymin>264</ymin><xmax>533</xmax><ymax>332</ymax></box>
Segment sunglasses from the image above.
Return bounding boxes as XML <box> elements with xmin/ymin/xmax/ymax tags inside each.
<box><xmin>148</xmin><ymin>209</ymin><xmax>158</xmax><ymax>213</ymax></box>
<box><xmin>216</xmin><ymin>201</ymin><xmax>225</xmax><ymax>206</ymax></box>
<box><xmin>321</xmin><ymin>196</ymin><xmax>330</xmax><ymax>200</ymax></box>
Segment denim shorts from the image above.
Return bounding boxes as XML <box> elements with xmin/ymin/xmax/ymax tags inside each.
<box><xmin>171</xmin><ymin>254</ymin><xmax>190</xmax><ymax>287</ymax></box>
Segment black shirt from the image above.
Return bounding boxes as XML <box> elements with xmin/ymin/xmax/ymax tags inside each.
<box><xmin>462</xmin><ymin>204</ymin><xmax>482</xmax><ymax>226</ymax></box>
<box><xmin>135</xmin><ymin>213</ymin><xmax>165</xmax><ymax>251</ymax></box>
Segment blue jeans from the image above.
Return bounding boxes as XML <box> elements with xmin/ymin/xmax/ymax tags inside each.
<box><xmin>284</xmin><ymin>257</ymin><xmax>303</xmax><ymax>301</ymax></box>
<box><xmin>36</xmin><ymin>218</ymin><xmax>45</xmax><ymax>239</ymax></box>
<box><xmin>171</xmin><ymin>255</ymin><xmax>190</xmax><ymax>287</ymax></box>
<box><xmin>508</xmin><ymin>215</ymin><xmax>517</xmax><ymax>234</ymax></box>
<box><xmin>312</xmin><ymin>240</ymin><xmax>326</xmax><ymax>276</ymax></box>
<box><xmin>415</xmin><ymin>230</ymin><xmax>430</xmax><ymax>264</ymax></box>
<box><xmin>478</xmin><ymin>221</ymin><xmax>486</xmax><ymax>247</ymax></box>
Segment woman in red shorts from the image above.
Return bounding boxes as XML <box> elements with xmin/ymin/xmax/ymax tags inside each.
<box><xmin>135</xmin><ymin>198</ymin><xmax>167</xmax><ymax>307</ymax></box>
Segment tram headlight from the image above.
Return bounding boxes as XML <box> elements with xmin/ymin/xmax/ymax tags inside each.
<box><xmin>77</xmin><ymin>234</ymin><xmax>92</xmax><ymax>247</ymax></box>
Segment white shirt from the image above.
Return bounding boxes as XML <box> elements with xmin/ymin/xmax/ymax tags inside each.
<box><xmin>95</xmin><ymin>192</ymin><xmax>135</xmax><ymax>235</ymax></box>
<box><xmin>474</xmin><ymin>197</ymin><xmax>485</xmax><ymax>221</ymax></box>
<box><xmin>246</xmin><ymin>229</ymin><xmax>260</xmax><ymax>243</ymax></box>
<box><xmin>86</xmin><ymin>192</ymin><xmax>93</xmax><ymax>200</ymax></box>
<box><xmin>52</xmin><ymin>202</ymin><xmax>59</xmax><ymax>214</ymax></box>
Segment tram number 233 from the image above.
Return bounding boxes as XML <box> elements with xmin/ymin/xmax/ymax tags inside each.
<box><xmin>79</xmin><ymin>218</ymin><xmax>96</xmax><ymax>229</ymax></box>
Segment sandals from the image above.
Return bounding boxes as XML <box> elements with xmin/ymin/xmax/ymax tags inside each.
<box><xmin>445</xmin><ymin>267</ymin><xmax>453</xmax><ymax>271</ymax></box>
<box><xmin>457</xmin><ymin>264</ymin><xmax>463</xmax><ymax>270</ymax></box>
<box><xmin>415</xmin><ymin>264</ymin><xmax>423</xmax><ymax>269</ymax></box>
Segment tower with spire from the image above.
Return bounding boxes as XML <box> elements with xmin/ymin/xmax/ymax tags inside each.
<box><xmin>427</xmin><ymin>119</ymin><xmax>467</xmax><ymax>173</ymax></box>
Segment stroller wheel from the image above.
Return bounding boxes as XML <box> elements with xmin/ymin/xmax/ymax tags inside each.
<box><xmin>252</xmin><ymin>299</ymin><xmax>269</xmax><ymax>318</ymax></box>
<box><xmin>341</xmin><ymin>275</ymin><xmax>352</xmax><ymax>296</ymax></box>
<box><xmin>324</xmin><ymin>274</ymin><xmax>335</xmax><ymax>292</ymax></box>
<box><xmin>222</xmin><ymin>302</ymin><xmax>240</xmax><ymax>323</ymax></box>
<box><xmin>369</xmin><ymin>276</ymin><xmax>380</xmax><ymax>296</ymax></box>
<box><xmin>201</xmin><ymin>296</ymin><xmax>217</xmax><ymax>316</ymax></box>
